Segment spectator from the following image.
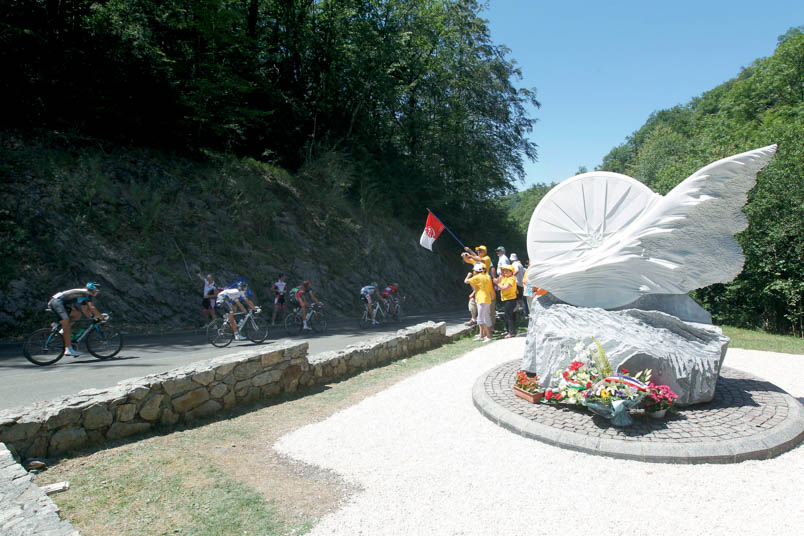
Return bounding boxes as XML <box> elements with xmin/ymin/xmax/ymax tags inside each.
<box><xmin>464</xmin><ymin>263</ymin><xmax>494</xmax><ymax>342</ymax></box>
<box><xmin>271</xmin><ymin>274</ymin><xmax>287</xmax><ymax>325</ymax></box>
<box><xmin>461</xmin><ymin>245</ymin><xmax>491</xmax><ymax>272</ymax></box>
<box><xmin>466</xmin><ymin>290</ymin><xmax>477</xmax><ymax>327</ymax></box>
<box><xmin>198</xmin><ymin>273</ymin><xmax>217</xmax><ymax>327</ymax></box>
<box><xmin>493</xmin><ymin>246</ymin><xmax>510</xmax><ymax>278</ymax></box>
<box><xmin>462</xmin><ymin>245</ymin><xmax>494</xmax><ymax>327</ymax></box>
<box><xmin>510</xmin><ymin>253</ymin><xmax>527</xmax><ymax>316</ymax></box>
<box><xmin>494</xmin><ymin>264</ymin><xmax>518</xmax><ymax>338</ymax></box>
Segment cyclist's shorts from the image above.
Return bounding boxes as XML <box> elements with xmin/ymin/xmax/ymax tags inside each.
<box><xmin>274</xmin><ymin>294</ymin><xmax>285</xmax><ymax>305</ymax></box>
<box><xmin>216</xmin><ymin>297</ymin><xmax>235</xmax><ymax>314</ymax></box>
<box><xmin>360</xmin><ymin>294</ymin><xmax>372</xmax><ymax>304</ymax></box>
<box><xmin>48</xmin><ymin>298</ymin><xmax>71</xmax><ymax>321</ymax></box>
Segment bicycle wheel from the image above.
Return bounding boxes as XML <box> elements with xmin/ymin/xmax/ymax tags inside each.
<box><xmin>243</xmin><ymin>314</ymin><xmax>270</xmax><ymax>343</ymax></box>
<box><xmin>310</xmin><ymin>311</ymin><xmax>327</xmax><ymax>333</ymax></box>
<box><xmin>86</xmin><ymin>324</ymin><xmax>124</xmax><ymax>359</ymax></box>
<box><xmin>23</xmin><ymin>328</ymin><xmax>66</xmax><ymax>366</ymax></box>
<box><xmin>207</xmin><ymin>318</ymin><xmax>234</xmax><ymax>347</ymax></box>
<box><xmin>358</xmin><ymin>307</ymin><xmax>371</xmax><ymax>328</ymax></box>
<box><xmin>284</xmin><ymin>312</ymin><xmax>302</xmax><ymax>335</ymax></box>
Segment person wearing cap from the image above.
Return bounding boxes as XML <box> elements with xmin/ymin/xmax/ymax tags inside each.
<box><xmin>494</xmin><ymin>264</ymin><xmax>518</xmax><ymax>338</ymax></box>
<box><xmin>48</xmin><ymin>282</ymin><xmax>103</xmax><ymax>357</ymax></box>
<box><xmin>461</xmin><ymin>245</ymin><xmax>491</xmax><ymax>272</ymax></box>
<box><xmin>464</xmin><ymin>263</ymin><xmax>494</xmax><ymax>342</ymax></box>
<box><xmin>492</xmin><ymin>246</ymin><xmax>510</xmax><ymax>278</ymax></box>
<box><xmin>509</xmin><ymin>253</ymin><xmax>527</xmax><ymax>315</ymax></box>
<box><xmin>461</xmin><ymin>245</ymin><xmax>493</xmax><ymax>327</ymax></box>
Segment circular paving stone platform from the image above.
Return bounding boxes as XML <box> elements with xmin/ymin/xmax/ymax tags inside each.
<box><xmin>473</xmin><ymin>361</ymin><xmax>804</xmax><ymax>464</ymax></box>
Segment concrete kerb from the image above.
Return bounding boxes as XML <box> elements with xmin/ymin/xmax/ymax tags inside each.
<box><xmin>473</xmin><ymin>360</ymin><xmax>804</xmax><ymax>464</ymax></box>
<box><xmin>0</xmin><ymin>320</ymin><xmax>474</xmax><ymax>535</ymax></box>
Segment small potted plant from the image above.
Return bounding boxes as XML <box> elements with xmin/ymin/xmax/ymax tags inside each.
<box><xmin>643</xmin><ymin>383</ymin><xmax>678</xmax><ymax>418</ymax></box>
<box><xmin>513</xmin><ymin>370</ymin><xmax>543</xmax><ymax>403</ymax></box>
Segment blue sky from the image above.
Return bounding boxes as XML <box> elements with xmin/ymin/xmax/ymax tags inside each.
<box><xmin>481</xmin><ymin>1</ymin><xmax>804</xmax><ymax>190</ymax></box>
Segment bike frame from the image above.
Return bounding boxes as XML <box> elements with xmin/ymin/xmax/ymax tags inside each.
<box><xmin>48</xmin><ymin>318</ymin><xmax>105</xmax><ymax>348</ymax></box>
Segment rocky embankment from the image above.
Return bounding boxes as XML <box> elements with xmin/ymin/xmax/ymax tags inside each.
<box><xmin>0</xmin><ymin>131</ymin><xmax>466</xmax><ymax>337</ymax></box>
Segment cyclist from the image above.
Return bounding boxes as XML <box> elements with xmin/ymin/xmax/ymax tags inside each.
<box><xmin>216</xmin><ymin>281</ymin><xmax>260</xmax><ymax>341</ymax></box>
<box><xmin>48</xmin><ymin>282</ymin><xmax>104</xmax><ymax>357</ymax></box>
<box><xmin>290</xmin><ymin>281</ymin><xmax>321</xmax><ymax>330</ymax></box>
<box><xmin>271</xmin><ymin>274</ymin><xmax>287</xmax><ymax>326</ymax></box>
<box><xmin>360</xmin><ymin>283</ymin><xmax>381</xmax><ymax>325</ymax></box>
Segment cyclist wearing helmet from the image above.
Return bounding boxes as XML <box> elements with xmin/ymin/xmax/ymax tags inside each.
<box><xmin>216</xmin><ymin>281</ymin><xmax>260</xmax><ymax>341</ymax></box>
<box><xmin>289</xmin><ymin>281</ymin><xmax>321</xmax><ymax>330</ymax></box>
<box><xmin>48</xmin><ymin>282</ymin><xmax>103</xmax><ymax>357</ymax></box>
<box><xmin>360</xmin><ymin>282</ymin><xmax>381</xmax><ymax>325</ymax></box>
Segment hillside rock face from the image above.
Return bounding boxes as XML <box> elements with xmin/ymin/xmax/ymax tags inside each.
<box><xmin>523</xmin><ymin>301</ymin><xmax>729</xmax><ymax>406</ymax></box>
<box><xmin>0</xmin><ymin>132</ymin><xmax>467</xmax><ymax>336</ymax></box>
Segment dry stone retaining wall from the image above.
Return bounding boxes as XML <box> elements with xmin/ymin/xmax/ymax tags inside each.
<box><xmin>0</xmin><ymin>321</ymin><xmax>471</xmax><ymax>534</ymax></box>
<box><xmin>0</xmin><ymin>321</ymin><xmax>462</xmax><ymax>461</ymax></box>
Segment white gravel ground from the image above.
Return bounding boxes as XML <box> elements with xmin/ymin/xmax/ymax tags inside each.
<box><xmin>275</xmin><ymin>340</ymin><xmax>804</xmax><ymax>536</ymax></box>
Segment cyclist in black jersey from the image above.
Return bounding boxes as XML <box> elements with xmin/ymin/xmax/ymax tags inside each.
<box><xmin>48</xmin><ymin>282</ymin><xmax>103</xmax><ymax>357</ymax></box>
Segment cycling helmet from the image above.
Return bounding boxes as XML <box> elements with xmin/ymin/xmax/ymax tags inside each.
<box><xmin>86</xmin><ymin>282</ymin><xmax>101</xmax><ymax>290</ymax></box>
<box><xmin>371</xmin><ymin>281</ymin><xmax>378</xmax><ymax>287</ymax></box>
<box><xmin>237</xmin><ymin>281</ymin><xmax>248</xmax><ymax>290</ymax></box>
<box><xmin>303</xmin><ymin>280</ymin><xmax>311</xmax><ymax>287</ymax></box>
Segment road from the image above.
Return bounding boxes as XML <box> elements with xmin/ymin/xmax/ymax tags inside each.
<box><xmin>0</xmin><ymin>311</ymin><xmax>469</xmax><ymax>411</ymax></box>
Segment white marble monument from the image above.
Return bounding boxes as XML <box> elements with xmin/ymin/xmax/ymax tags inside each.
<box><xmin>523</xmin><ymin>145</ymin><xmax>777</xmax><ymax>405</ymax></box>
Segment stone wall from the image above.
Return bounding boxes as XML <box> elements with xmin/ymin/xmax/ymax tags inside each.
<box><xmin>0</xmin><ymin>321</ymin><xmax>472</xmax><ymax>535</ymax></box>
<box><xmin>0</xmin><ymin>321</ymin><xmax>462</xmax><ymax>461</ymax></box>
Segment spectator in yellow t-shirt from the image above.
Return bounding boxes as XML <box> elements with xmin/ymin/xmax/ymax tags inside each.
<box><xmin>464</xmin><ymin>263</ymin><xmax>494</xmax><ymax>342</ymax></box>
<box><xmin>495</xmin><ymin>264</ymin><xmax>518</xmax><ymax>338</ymax></box>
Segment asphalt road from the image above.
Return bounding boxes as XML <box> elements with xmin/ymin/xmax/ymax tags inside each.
<box><xmin>0</xmin><ymin>311</ymin><xmax>469</xmax><ymax>411</ymax></box>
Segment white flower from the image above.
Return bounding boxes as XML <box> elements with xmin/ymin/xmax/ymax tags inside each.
<box><xmin>573</xmin><ymin>341</ymin><xmax>585</xmax><ymax>354</ymax></box>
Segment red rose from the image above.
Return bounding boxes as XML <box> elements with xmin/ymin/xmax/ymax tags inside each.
<box><xmin>586</xmin><ymin>381</ymin><xmax>592</xmax><ymax>388</ymax></box>
<box><xmin>563</xmin><ymin>371</ymin><xmax>569</xmax><ymax>379</ymax></box>
<box><xmin>554</xmin><ymin>393</ymin><xmax>563</xmax><ymax>401</ymax></box>
<box><xmin>621</xmin><ymin>368</ymin><xmax>629</xmax><ymax>374</ymax></box>
<box><xmin>545</xmin><ymin>389</ymin><xmax>553</xmax><ymax>400</ymax></box>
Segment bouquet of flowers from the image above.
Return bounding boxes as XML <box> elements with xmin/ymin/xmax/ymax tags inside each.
<box><xmin>515</xmin><ymin>370</ymin><xmax>542</xmax><ymax>393</ymax></box>
<box><xmin>579</xmin><ymin>342</ymin><xmax>651</xmax><ymax>427</ymax></box>
<box><xmin>548</xmin><ymin>358</ymin><xmax>598</xmax><ymax>404</ymax></box>
<box><xmin>643</xmin><ymin>382</ymin><xmax>678</xmax><ymax>412</ymax></box>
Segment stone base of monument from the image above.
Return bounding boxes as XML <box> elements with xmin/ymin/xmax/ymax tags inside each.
<box><xmin>523</xmin><ymin>295</ymin><xmax>729</xmax><ymax>406</ymax></box>
<box><xmin>473</xmin><ymin>360</ymin><xmax>804</xmax><ymax>464</ymax></box>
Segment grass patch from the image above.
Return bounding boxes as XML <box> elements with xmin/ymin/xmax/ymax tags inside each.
<box><xmin>722</xmin><ymin>325</ymin><xmax>804</xmax><ymax>354</ymax></box>
<box><xmin>36</xmin><ymin>335</ymin><xmax>481</xmax><ymax>536</ymax></box>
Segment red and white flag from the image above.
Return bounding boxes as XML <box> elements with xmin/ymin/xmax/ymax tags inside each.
<box><xmin>419</xmin><ymin>211</ymin><xmax>445</xmax><ymax>250</ymax></box>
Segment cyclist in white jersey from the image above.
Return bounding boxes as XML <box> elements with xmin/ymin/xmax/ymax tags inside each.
<box><xmin>360</xmin><ymin>283</ymin><xmax>380</xmax><ymax>325</ymax></box>
<box><xmin>216</xmin><ymin>282</ymin><xmax>260</xmax><ymax>341</ymax></box>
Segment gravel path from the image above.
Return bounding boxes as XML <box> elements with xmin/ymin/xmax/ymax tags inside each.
<box><xmin>275</xmin><ymin>340</ymin><xmax>804</xmax><ymax>535</ymax></box>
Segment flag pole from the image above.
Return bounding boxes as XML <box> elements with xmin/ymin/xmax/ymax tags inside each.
<box><xmin>426</xmin><ymin>208</ymin><xmax>466</xmax><ymax>250</ymax></box>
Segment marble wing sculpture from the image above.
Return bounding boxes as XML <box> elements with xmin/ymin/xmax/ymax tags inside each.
<box><xmin>526</xmin><ymin>145</ymin><xmax>777</xmax><ymax>308</ymax></box>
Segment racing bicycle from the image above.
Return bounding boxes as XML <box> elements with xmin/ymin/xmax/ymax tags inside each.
<box><xmin>284</xmin><ymin>302</ymin><xmax>327</xmax><ymax>335</ymax></box>
<box><xmin>359</xmin><ymin>299</ymin><xmax>388</xmax><ymax>328</ymax></box>
<box><xmin>207</xmin><ymin>308</ymin><xmax>270</xmax><ymax>348</ymax></box>
<box><xmin>23</xmin><ymin>314</ymin><xmax>124</xmax><ymax>366</ymax></box>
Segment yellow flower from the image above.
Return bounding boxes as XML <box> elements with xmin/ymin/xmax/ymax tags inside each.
<box><xmin>601</xmin><ymin>388</ymin><xmax>610</xmax><ymax>399</ymax></box>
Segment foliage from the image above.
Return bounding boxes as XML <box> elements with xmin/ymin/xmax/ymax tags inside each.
<box><xmin>598</xmin><ymin>26</ymin><xmax>804</xmax><ymax>336</ymax></box>
<box><xmin>1</xmin><ymin>0</ymin><xmax>539</xmax><ymax>233</ymax></box>
<box><xmin>498</xmin><ymin>182</ymin><xmax>555</xmax><ymax>235</ymax></box>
